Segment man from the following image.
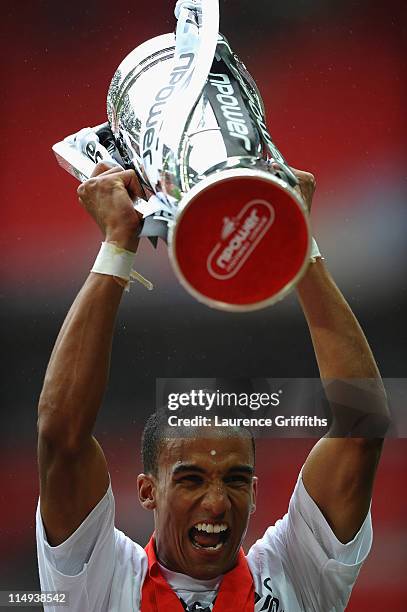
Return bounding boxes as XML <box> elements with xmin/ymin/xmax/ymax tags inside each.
<box><xmin>36</xmin><ymin>162</ymin><xmax>388</xmax><ymax>611</ymax></box>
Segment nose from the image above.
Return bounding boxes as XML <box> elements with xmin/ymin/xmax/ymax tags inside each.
<box><xmin>201</xmin><ymin>483</ymin><xmax>231</xmax><ymax>516</ymax></box>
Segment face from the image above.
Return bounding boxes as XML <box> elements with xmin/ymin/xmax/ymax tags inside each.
<box><xmin>137</xmin><ymin>430</ymin><xmax>257</xmax><ymax>579</ymax></box>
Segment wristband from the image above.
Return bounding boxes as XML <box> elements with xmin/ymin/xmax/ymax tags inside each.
<box><xmin>310</xmin><ymin>237</ymin><xmax>324</xmax><ymax>263</ymax></box>
<box><xmin>91</xmin><ymin>242</ymin><xmax>153</xmax><ymax>291</ymax></box>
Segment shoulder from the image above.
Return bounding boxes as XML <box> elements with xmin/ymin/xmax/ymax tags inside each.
<box><xmin>246</xmin><ymin>471</ymin><xmax>373</xmax><ymax>610</ymax></box>
<box><xmin>248</xmin><ymin>471</ymin><xmax>373</xmax><ymax>569</ymax></box>
<box><xmin>114</xmin><ymin>526</ymin><xmax>148</xmax><ymax>571</ymax></box>
<box><xmin>36</xmin><ymin>483</ymin><xmax>149</xmax><ymax>611</ymax></box>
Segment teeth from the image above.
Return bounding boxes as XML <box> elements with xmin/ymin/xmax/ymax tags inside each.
<box><xmin>192</xmin><ymin>541</ymin><xmax>223</xmax><ymax>551</ymax></box>
<box><xmin>194</xmin><ymin>522</ymin><xmax>228</xmax><ymax>533</ymax></box>
<box><xmin>206</xmin><ymin>542</ymin><xmax>223</xmax><ymax>551</ymax></box>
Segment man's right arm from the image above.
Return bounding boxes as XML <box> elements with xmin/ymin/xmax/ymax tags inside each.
<box><xmin>37</xmin><ymin>164</ymin><xmax>143</xmax><ymax>546</ymax></box>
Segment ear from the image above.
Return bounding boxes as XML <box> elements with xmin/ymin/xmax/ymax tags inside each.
<box><xmin>137</xmin><ymin>473</ymin><xmax>157</xmax><ymax>510</ymax></box>
<box><xmin>250</xmin><ymin>476</ymin><xmax>258</xmax><ymax>514</ymax></box>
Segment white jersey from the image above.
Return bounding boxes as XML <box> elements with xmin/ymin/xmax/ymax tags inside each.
<box><xmin>36</xmin><ymin>473</ymin><xmax>372</xmax><ymax>612</ymax></box>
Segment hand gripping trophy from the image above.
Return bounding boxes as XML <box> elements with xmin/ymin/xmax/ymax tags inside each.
<box><xmin>53</xmin><ymin>0</ymin><xmax>311</xmax><ymax>311</ymax></box>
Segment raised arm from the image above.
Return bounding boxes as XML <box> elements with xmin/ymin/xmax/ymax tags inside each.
<box><xmin>37</xmin><ymin>163</ymin><xmax>143</xmax><ymax>545</ymax></box>
<box><xmin>293</xmin><ymin>170</ymin><xmax>389</xmax><ymax>543</ymax></box>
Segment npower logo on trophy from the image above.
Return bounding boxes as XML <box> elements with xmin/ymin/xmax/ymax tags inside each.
<box><xmin>207</xmin><ymin>200</ymin><xmax>275</xmax><ymax>280</ymax></box>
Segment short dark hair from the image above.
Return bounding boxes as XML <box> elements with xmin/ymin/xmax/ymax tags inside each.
<box><xmin>141</xmin><ymin>407</ymin><xmax>256</xmax><ymax>476</ymax></box>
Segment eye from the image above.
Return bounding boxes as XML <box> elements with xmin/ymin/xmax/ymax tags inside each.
<box><xmin>224</xmin><ymin>475</ymin><xmax>251</xmax><ymax>486</ymax></box>
<box><xmin>178</xmin><ymin>475</ymin><xmax>204</xmax><ymax>485</ymax></box>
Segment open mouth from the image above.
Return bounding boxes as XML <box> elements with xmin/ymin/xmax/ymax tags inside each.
<box><xmin>189</xmin><ymin>522</ymin><xmax>230</xmax><ymax>551</ymax></box>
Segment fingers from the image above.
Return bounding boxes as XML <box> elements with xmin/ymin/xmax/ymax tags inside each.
<box><xmin>271</xmin><ymin>161</ymin><xmax>284</xmax><ymax>173</ymax></box>
<box><xmin>76</xmin><ymin>165</ymin><xmax>143</xmax><ymax>251</ymax></box>
<box><xmin>85</xmin><ymin>164</ymin><xmax>144</xmax><ymax>199</ymax></box>
<box><xmin>121</xmin><ymin>169</ymin><xmax>146</xmax><ymax>200</ymax></box>
<box><xmin>90</xmin><ymin>161</ymin><xmax>123</xmax><ymax>178</ymax></box>
<box><xmin>288</xmin><ymin>167</ymin><xmax>317</xmax><ymax>213</ymax></box>
<box><xmin>271</xmin><ymin>163</ymin><xmax>317</xmax><ymax>193</ymax></box>
<box><xmin>290</xmin><ymin>167</ymin><xmax>317</xmax><ymax>191</ymax></box>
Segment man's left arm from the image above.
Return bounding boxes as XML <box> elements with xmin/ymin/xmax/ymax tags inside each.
<box><xmin>288</xmin><ymin>169</ymin><xmax>389</xmax><ymax>544</ymax></box>
<box><xmin>297</xmin><ymin>254</ymin><xmax>389</xmax><ymax>544</ymax></box>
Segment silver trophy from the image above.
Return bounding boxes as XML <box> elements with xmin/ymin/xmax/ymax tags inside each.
<box><xmin>53</xmin><ymin>0</ymin><xmax>310</xmax><ymax>311</ymax></box>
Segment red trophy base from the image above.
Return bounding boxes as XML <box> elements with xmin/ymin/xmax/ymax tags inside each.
<box><xmin>169</xmin><ymin>169</ymin><xmax>310</xmax><ymax>312</ymax></box>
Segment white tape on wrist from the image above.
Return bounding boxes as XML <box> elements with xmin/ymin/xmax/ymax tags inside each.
<box><xmin>92</xmin><ymin>242</ymin><xmax>136</xmax><ymax>280</ymax></box>
<box><xmin>310</xmin><ymin>237</ymin><xmax>324</xmax><ymax>263</ymax></box>
<box><xmin>91</xmin><ymin>242</ymin><xmax>153</xmax><ymax>291</ymax></box>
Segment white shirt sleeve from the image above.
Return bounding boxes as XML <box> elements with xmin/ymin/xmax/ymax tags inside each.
<box><xmin>36</xmin><ymin>485</ymin><xmax>116</xmax><ymax>612</ymax></box>
<box><xmin>248</xmin><ymin>473</ymin><xmax>372</xmax><ymax>612</ymax></box>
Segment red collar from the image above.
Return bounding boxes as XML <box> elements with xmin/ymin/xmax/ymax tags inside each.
<box><xmin>141</xmin><ymin>535</ymin><xmax>254</xmax><ymax>611</ymax></box>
